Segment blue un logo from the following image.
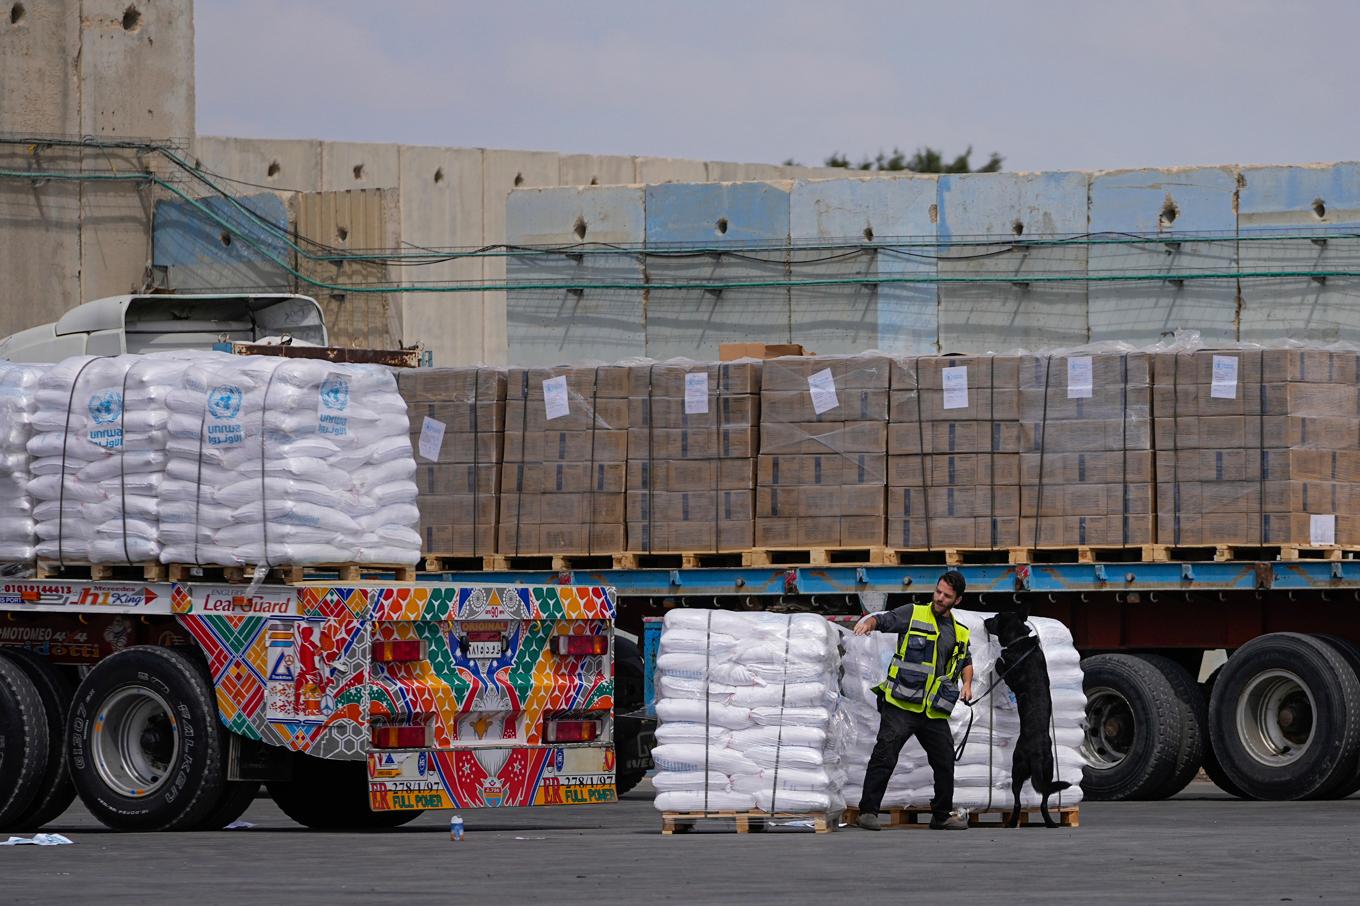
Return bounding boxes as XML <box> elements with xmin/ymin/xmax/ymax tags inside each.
<box><xmin>207</xmin><ymin>384</ymin><xmax>243</xmax><ymax>420</ymax></box>
<box><xmin>87</xmin><ymin>390</ymin><xmax>123</xmax><ymax>425</ymax></box>
<box><xmin>319</xmin><ymin>376</ymin><xmax>349</xmax><ymax>411</ymax></box>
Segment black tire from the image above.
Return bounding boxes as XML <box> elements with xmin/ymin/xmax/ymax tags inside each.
<box><xmin>194</xmin><ymin>781</ymin><xmax>261</xmax><ymax>830</ymax></box>
<box><xmin>267</xmin><ymin>753</ymin><xmax>421</xmax><ymax>830</ymax></box>
<box><xmin>613</xmin><ymin>636</ymin><xmax>650</xmax><ymax>796</ymax></box>
<box><xmin>0</xmin><ymin>649</ymin><xmax>77</xmax><ymax>830</ymax></box>
<box><xmin>1201</xmin><ymin>668</ymin><xmax>1249</xmax><ymax>798</ymax></box>
<box><xmin>1312</xmin><ymin>635</ymin><xmax>1360</xmax><ymax>799</ymax></box>
<box><xmin>1208</xmin><ymin>633</ymin><xmax>1360</xmax><ymax>801</ymax></box>
<box><xmin>0</xmin><ymin>656</ymin><xmax>49</xmax><ymax>829</ymax></box>
<box><xmin>1079</xmin><ymin>653</ymin><xmax>1185</xmax><ymax>800</ymax></box>
<box><xmin>1134</xmin><ymin>653</ymin><xmax>1207</xmax><ymax>799</ymax></box>
<box><xmin>68</xmin><ymin>646</ymin><xmax>228</xmax><ymax>831</ymax></box>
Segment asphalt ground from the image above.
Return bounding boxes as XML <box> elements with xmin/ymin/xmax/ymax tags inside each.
<box><xmin>3</xmin><ymin>781</ymin><xmax>1356</xmax><ymax>905</ymax></box>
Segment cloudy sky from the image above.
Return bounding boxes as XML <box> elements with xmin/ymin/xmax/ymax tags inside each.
<box><xmin>197</xmin><ymin>1</ymin><xmax>1353</xmax><ymax>173</ymax></box>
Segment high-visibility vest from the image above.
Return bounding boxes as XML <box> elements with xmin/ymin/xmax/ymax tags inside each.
<box><xmin>878</xmin><ymin>603</ymin><xmax>971</xmax><ymax>719</ymax></box>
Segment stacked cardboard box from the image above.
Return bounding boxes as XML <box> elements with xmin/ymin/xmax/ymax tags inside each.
<box><xmin>1019</xmin><ymin>353</ymin><xmax>1153</xmax><ymax>548</ymax></box>
<box><xmin>1153</xmin><ymin>349</ymin><xmax>1360</xmax><ymax>546</ymax></box>
<box><xmin>499</xmin><ymin>365</ymin><xmax>630</xmax><ymax>555</ymax></box>
<box><xmin>756</xmin><ymin>354</ymin><xmax>889</xmax><ymax>548</ymax></box>
<box><xmin>397</xmin><ymin>368</ymin><xmax>506</xmax><ymax>557</ymax></box>
<box><xmin>887</xmin><ymin>356</ymin><xmax>1022</xmax><ymax>549</ymax></box>
<box><xmin>626</xmin><ymin>361</ymin><xmax>760</xmax><ymax>553</ymax></box>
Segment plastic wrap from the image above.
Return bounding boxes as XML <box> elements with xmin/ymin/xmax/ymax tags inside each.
<box><xmin>756</xmin><ymin>353</ymin><xmax>890</xmax><ymax>548</ymax></box>
<box><xmin>0</xmin><ymin>363</ymin><xmax>44</xmax><ymax>560</ymax></box>
<box><xmin>498</xmin><ymin>365</ymin><xmax>628</xmax><ymax>555</ymax></box>
<box><xmin>398</xmin><ymin>367</ymin><xmax>505</xmax><ymax>557</ymax></box>
<box><xmin>626</xmin><ymin>359</ymin><xmax>760</xmax><ymax>553</ymax></box>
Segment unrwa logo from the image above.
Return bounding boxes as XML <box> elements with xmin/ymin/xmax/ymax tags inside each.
<box><xmin>208</xmin><ymin>384</ymin><xmax>243</xmax><ymax>420</ymax></box>
<box><xmin>87</xmin><ymin>390</ymin><xmax>123</xmax><ymax>425</ymax></box>
<box><xmin>319</xmin><ymin>376</ymin><xmax>349</xmax><ymax>411</ymax></box>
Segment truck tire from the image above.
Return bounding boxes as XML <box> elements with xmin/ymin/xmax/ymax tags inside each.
<box><xmin>68</xmin><ymin>646</ymin><xmax>228</xmax><ymax>830</ymax></box>
<box><xmin>267</xmin><ymin>753</ymin><xmax>421</xmax><ymax>829</ymax></box>
<box><xmin>1208</xmin><ymin>633</ymin><xmax>1360</xmax><ymax>800</ymax></box>
<box><xmin>1311</xmin><ymin>635</ymin><xmax>1360</xmax><ymax>799</ymax></box>
<box><xmin>1133</xmin><ymin>654</ymin><xmax>1207</xmax><ymax>799</ymax></box>
<box><xmin>1201</xmin><ymin>668</ymin><xmax>1248</xmax><ymax>798</ymax></box>
<box><xmin>0</xmin><ymin>656</ymin><xmax>49</xmax><ymax>830</ymax></box>
<box><xmin>195</xmin><ymin>781</ymin><xmax>260</xmax><ymax>830</ymax></box>
<box><xmin>613</xmin><ymin>636</ymin><xmax>649</xmax><ymax>796</ymax></box>
<box><xmin>1079</xmin><ymin>653</ymin><xmax>1185</xmax><ymax>800</ymax></box>
<box><xmin>0</xmin><ymin>649</ymin><xmax>77</xmax><ymax>830</ymax></box>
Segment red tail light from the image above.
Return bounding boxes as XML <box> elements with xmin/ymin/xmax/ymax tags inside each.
<box><xmin>371</xmin><ymin>725</ymin><xmax>428</xmax><ymax>749</ymax></box>
<box><xmin>544</xmin><ymin>719</ymin><xmax>601</xmax><ymax>743</ymax></box>
<box><xmin>553</xmin><ymin>635</ymin><xmax>608</xmax><ymax>656</ymax></box>
<box><xmin>373</xmin><ymin>640</ymin><xmax>424</xmax><ymax>662</ymax></box>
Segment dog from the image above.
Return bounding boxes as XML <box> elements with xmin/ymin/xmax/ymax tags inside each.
<box><xmin>983</xmin><ymin>610</ymin><xmax>1072</xmax><ymax>828</ymax></box>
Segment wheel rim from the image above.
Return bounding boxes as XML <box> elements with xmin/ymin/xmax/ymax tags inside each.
<box><xmin>92</xmin><ymin>686</ymin><xmax>180</xmax><ymax>798</ymax></box>
<box><xmin>1235</xmin><ymin>669</ymin><xmax>1315</xmax><ymax>767</ymax></box>
<box><xmin>1082</xmin><ymin>685</ymin><xmax>1135</xmax><ymax>769</ymax></box>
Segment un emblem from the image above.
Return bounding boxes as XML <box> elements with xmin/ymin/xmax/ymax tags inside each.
<box><xmin>87</xmin><ymin>390</ymin><xmax>123</xmax><ymax>425</ymax></box>
<box><xmin>208</xmin><ymin>384</ymin><xmax>243</xmax><ymax>420</ymax></box>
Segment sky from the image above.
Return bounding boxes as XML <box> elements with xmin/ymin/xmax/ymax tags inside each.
<box><xmin>196</xmin><ymin>0</ymin><xmax>1356</xmax><ymax>173</ymax></box>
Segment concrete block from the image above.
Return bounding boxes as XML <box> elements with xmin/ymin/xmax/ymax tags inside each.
<box><xmin>397</xmin><ymin>145</ymin><xmax>485</xmax><ymax>365</ymax></box>
<box><xmin>1089</xmin><ymin>166</ymin><xmax>1239</xmax><ymax>344</ymax></box>
<box><xmin>0</xmin><ymin>0</ymin><xmax>80</xmax><ymax>134</ymax></box>
<box><xmin>645</xmin><ymin>181</ymin><xmax>792</xmax><ymax>359</ymax></box>
<box><xmin>705</xmin><ymin>161</ymin><xmax>789</xmax><ymax>182</ymax></box>
<box><xmin>1237</xmin><ymin>163</ymin><xmax>1360</xmax><ymax>343</ymax></box>
<box><xmin>789</xmin><ymin>175</ymin><xmax>939</xmax><ymax>354</ymax></box>
<box><xmin>320</xmin><ymin>141</ymin><xmax>400</xmax><ymax>192</ymax></box>
<box><xmin>0</xmin><ymin>144</ymin><xmax>82</xmax><ymax>336</ymax></box>
<box><xmin>558</xmin><ymin>154</ymin><xmax>636</xmax><ymax>187</ymax></box>
<box><xmin>79</xmin><ymin>0</ymin><xmax>194</xmax><ymax>139</ymax></box>
<box><xmin>507</xmin><ymin>186</ymin><xmax>646</xmax><ymax>365</ymax></box>
<box><xmin>936</xmin><ymin>170</ymin><xmax>1090</xmax><ymax>351</ymax></box>
<box><xmin>636</xmin><ymin>157</ymin><xmax>709</xmax><ymax>185</ymax></box>
<box><xmin>193</xmin><ymin>136</ymin><xmax>324</xmax><ymax>194</ymax></box>
<box><xmin>295</xmin><ymin>189</ymin><xmax>401</xmax><ymax>348</ymax></box>
<box><xmin>483</xmin><ymin>150</ymin><xmax>561</xmax><ymax>364</ymax></box>
<box><xmin>153</xmin><ymin>192</ymin><xmax>294</xmax><ymax>292</ymax></box>
<box><xmin>80</xmin><ymin>145</ymin><xmax>155</xmax><ymax>301</ymax></box>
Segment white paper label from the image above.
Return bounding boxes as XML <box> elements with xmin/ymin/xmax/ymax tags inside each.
<box><xmin>418</xmin><ymin>416</ymin><xmax>446</xmax><ymax>461</ymax></box>
<box><xmin>1066</xmin><ymin>356</ymin><xmax>1093</xmax><ymax>399</ymax></box>
<box><xmin>684</xmin><ymin>372</ymin><xmax>709</xmax><ymax>414</ymax></box>
<box><xmin>543</xmin><ymin>375</ymin><xmax>570</xmax><ymax>420</ymax></box>
<box><xmin>942</xmin><ymin>365</ymin><xmax>969</xmax><ymax>410</ymax></box>
<box><xmin>1311</xmin><ymin>514</ymin><xmax>1337</xmax><ymax>546</ymax></box>
<box><xmin>808</xmin><ymin>368</ymin><xmax>839</xmax><ymax>415</ymax></box>
<box><xmin>1210</xmin><ymin>355</ymin><xmax>1238</xmax><ymax>399</ymax></box>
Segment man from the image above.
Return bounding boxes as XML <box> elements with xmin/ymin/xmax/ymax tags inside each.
<box><xmin>852</xmin><ymin>569</ymin><xmax>974</xmax><ymax>830</ymax></box>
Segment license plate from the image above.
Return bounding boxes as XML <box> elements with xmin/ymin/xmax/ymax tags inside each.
<box><xmin>467</xmin><ymin>640</ymin><xmax>503</xmax><ymax>659</ymax></box>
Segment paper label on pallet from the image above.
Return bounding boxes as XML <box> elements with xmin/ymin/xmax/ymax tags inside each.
<box><xmin>1066</xmin><ymin>356</ymin><xmax>1093</xmax><ymax>399</ymax></box>
<box><xmin>684</xmin><ymin>372</ymin><xmax>709</xmax><ymax>415</ymax></box>
<box><xmin>1210</xmin><ymin>355</ymin><xmax>1238</xmax><ymax>399</ymax></box>
<box><xmin>808</xmin><ymin>368</ymin><xmax>839</xmax><ymax>415</ymax></box>
<box><xmin>417</xmin><ymin>416</ymin><xmax>446</xmax><ymax>461</ymax></box>
<box><xmin>942</xmin><ymin>366</ymin><xmax>969</xmax><ymax>410</ymax></box>
<box><xmin>543</xmin><ymin>376</ymin><xmax>570</xmax><ymax>420</ymax></box>
<box><xmin>1310</xmin><ymin>514</ymin><xmax>1336</xmax><ymax>546</ymax></box>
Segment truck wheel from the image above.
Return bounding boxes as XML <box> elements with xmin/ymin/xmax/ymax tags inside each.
<box><xmin>1311</xmin><ymin>635</ymin><xmax>1360</xmax><ymax>799</ymax></box>
<box><xmin>1201</xmin><ymin>668</ymin><xmax>1248</xmax><ymax>798</ymax></box>
<box><xmin>267</xmin><ymin>753</ymin><xmax>422</xmax><ymax>829</ymax></box>
<box><xmin>1079</xmin><ymin>654</ymin><xmax>1185</xmax><ymax>800</ymax></box>
<box><xmin>1208</xmin><ymin>633</ymin><xmax>1360</xmax><ymax>800</ymax></box>
<box><xmin>68</xmin><ymin>646</ymin><xmax>228</xmax><ymax>831</ymax></box>
<box><xmin>1134</xmin><ymin>654</ymin><xmax>1207</xmax><ymax>799</ymax></box>
<box><xmin>0</xmin><ymin>656</ymin><xmax>49</xmax><ymax>829</ymax></box>
<box><xmin>195</xmin><ymin>781</ymin><xmax>260</xmax><ymax>830</ymax></box>
<box><xmin>613</xmin><ymin>637</ymin><xmax>650</xmax><ymax>796</ymax></box>
<box><xmin>0</xmin><ymin>648</ymin><xmax>76</xmax><ymax>829</ymax></box>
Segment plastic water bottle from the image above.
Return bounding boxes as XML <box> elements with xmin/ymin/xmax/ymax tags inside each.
<box><xmin>449</xmin><ymin>815</ymin><xmax>464</xmax><ymax>841</ymax></box>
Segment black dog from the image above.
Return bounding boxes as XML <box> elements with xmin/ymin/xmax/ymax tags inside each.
<box><xmin>983</xmin><ymin>611</ymin><xmax>1072</xmax><ymax>828</ymax></box>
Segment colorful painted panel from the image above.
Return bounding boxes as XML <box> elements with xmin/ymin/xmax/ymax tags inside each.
<box><xmin>368</xmin><ymin>745</ymin><xmax>616</xmax><ymax>810</ymax></box>
<box><xmin>367</xmin><ymin>585</ymin><xmax>617</xmax><ymax>623</ymax></box>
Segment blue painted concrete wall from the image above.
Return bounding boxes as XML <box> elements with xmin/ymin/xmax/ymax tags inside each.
<box><xmin>153</xmin><ymin>193</ymin><xmax>293</xmax><ymax>291</ymax></box>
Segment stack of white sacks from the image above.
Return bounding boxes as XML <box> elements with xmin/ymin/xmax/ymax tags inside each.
<box><xmin>839</xmin><ymin>610</ymin><xmax>1085</xmax><ymax>811</ymax></box>
<box><xmin>650</xmin><ymin>610</ymin><xmax>848</xmax><ymax>815</ymax></box>
<box><xmin>0</xmin><ymin>363</ymin><xmax>44</xmax><ymax>561</ymax></box>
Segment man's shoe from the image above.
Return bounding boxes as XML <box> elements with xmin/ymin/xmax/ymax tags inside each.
<box><xmin>928</xmin><ymin>813</ymin><xmax>968</xmax><ymax>830</ymax></box>
<box><xmin>856</xmin><ymin>812</ymin><xmax>881</xmax><ymax>831</ymax></box>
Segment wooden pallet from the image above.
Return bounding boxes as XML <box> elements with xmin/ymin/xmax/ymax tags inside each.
<box><xmin>613</xmin><ymin>551</ymin><xmax>750</xmax><ymax>570</ymax></box>
<box><xmin>165</xmin><ymin>563</ymin><xmax>418</xmax><ymax>585</ymax></box>
<box><xmin>489</xmin><ymin>553</ymin><xmax>615</xmax><ymax>572</ymax></box>
<box><xmin>35</xmin><ymin>561</ymin><xmax>167</xmax><ymax>582</ymax></box>
<box><xmin>423</xmin><ymin>554</ymin><xmax>498</xmax><ymax>573</ymax></box>
<box><xmin>661</xmin><ymin>809</ymin><xmax>838</xmax><ymax>835</ymax></box>
<box><xmin>842</xmin><ymin>805</ymin><xmax>1079</xmax><ymax>829</ymax></box>
<box><xmin>747</xmin><ymin>547</ymin><xmax>892</xmax><ymax>567</ymax></box>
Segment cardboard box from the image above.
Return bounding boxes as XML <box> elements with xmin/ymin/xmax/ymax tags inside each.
<box><xmin>758</xmin><ymin>454</ymin><xmax>886</xmax><ymax>488</ymax></box>
<box><xmin>720</xmin><ymin>343</ymin><xmax>807</xmax><ymax>361</ymax></box>
<box><xmin>1020</xmin><ymin>451</ymin><xmax>1153</xmax><ymax>486</ymax></box>
<box><xmin>888</xmin><ymin>421</ymin><xmax>1023</xmax><ymax>455</ymax></box>
<box><xmin>503</xmin><ymin>429</ymin><xmax>628</xmax><ymax>464</ymax></box>
<box><xmin>759</xmin><ymin>354</ymin><xmax>892</xmax><ymax>392</ymax></box>
<box><xmin>628</xmin><ymin>394</ymin><xmax>758</xmax><ymax>430</ymax></box>
<box><xmin>627</xmin><ymin>458</ymin><xmax>755</xmax><ymax>491</ymax></box>
<box><xmin>761</xmin><ymin>388</ymin><xmax>889</xmax><ymax>423</ymax></box>
<box><xmin>888</xmin><ymin>453</ymin><xmax>1022</xmax><ymax>488</ymax></box>
<box><xmin>628</xmin><ymin>426</ymin><xmax>757</xmax><ymax>461</ymax></box>
<box><xmin>416</xmin><ymin>462</ymin><xmax>499</xmax><ymax>496</ymax></box>
<box><xmin>627</xmin><ymin>490</ymin><xmax>753</xmax><ymax>524</ymax></box>
<box><xmin>760</xmin><ymin>421</ymin><xmax>887</xmax><ymax>456</ymax></box>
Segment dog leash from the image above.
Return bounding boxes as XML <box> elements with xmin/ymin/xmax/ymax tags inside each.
<box><xmin>954</xmin><ymin>634</ymin><xmax>1042</xmax><ymax>762</ymax></box>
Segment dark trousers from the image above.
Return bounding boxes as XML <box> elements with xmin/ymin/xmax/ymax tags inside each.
<box><xmin>858</xmin><ymin>695</ymin><xmax>955</xmax><ymax>819</ymax></box>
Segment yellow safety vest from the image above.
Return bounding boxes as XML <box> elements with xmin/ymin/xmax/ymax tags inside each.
<box><xmin>878</xmin><ymin>603</ymin><xmax>970</xmax><ymax>719</ymax></box>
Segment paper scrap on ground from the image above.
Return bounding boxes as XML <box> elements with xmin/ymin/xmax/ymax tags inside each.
<box><xmin>942</xmin><ymin>366</ymin><xmax>969</xmax><ymax>410</ymax></box>
<box><xmin>684</xmin><ymin>372</ymin><xmax>709</xmax><ymax>415</ymax></box>
<box><xmin>225</xmin><ymin>821</ymin><xmax>255</xmax><ymax>830</ymax></box>
<box><xmin>1210</xmin><ymin>355</ymin><xmax>1238</xmax><ymax>399</ymax></box>
<box><xmin>1066</xmin><ymin>356</ymin><xmax>1093</xmax><ymax>399</ymax></box>
<box><xmin>807</xmin><ymin>368</ymin><xmax>839</xmax><ymax>415</ymax></box>
<box><xmin>1</xmin><ymin>834</ymin><xmax>75</xmax><ymax>845</ymax></box>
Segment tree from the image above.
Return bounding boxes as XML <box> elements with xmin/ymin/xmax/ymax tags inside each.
<box><xmin>823</xmin><ymin>145</ymin><xmax>1003</xmax><ymax>173</ymax></box>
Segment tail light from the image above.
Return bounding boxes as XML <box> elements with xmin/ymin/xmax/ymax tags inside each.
<box><xmin>553</xmin><ymin>635</ymin><xmax>608</xmax><ymax>656</ymax></box>
<box><xmin>544</xmin><ymin>719</ymin><xmax>602</xmax><ymax>743</ymax></box>
<box><xmin>371</xmin><ymin>725</ymin><xmax>428</xmax><ymax>749</ymax></box>
<box><xmin>373</xmin><ymin>640</ymin><xmax>424</xmax><ymax>662</ymax></box>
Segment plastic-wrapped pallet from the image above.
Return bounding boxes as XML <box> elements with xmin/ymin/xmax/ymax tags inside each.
<box><xmin>650</xmin><ymin>609</ymin><xmax>847</xmax><ymax>816</ymax></box>
<box><xmin>0</xmin><ymin>363</ymin><xmax>43</xmax><ymax>561</ymax></box>
<box><xmin>838</xmin><ymin>610</ymin><xmax>1085</xmax><ymax>811</ymax></box>
<box><xmin>160</xmin><ymin>354</ymin><xmax>420</xmax><ymax>567</ymax></box>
